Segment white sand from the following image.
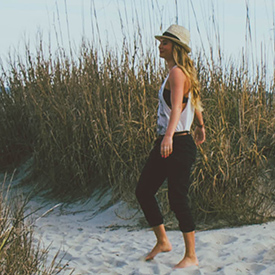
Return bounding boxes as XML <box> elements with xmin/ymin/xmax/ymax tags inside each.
<box><xmin>26</xmin><ymin>190</ymin><xmax>275</xmax><ymax>275</ymax></box>
<box><xmin>2</xmin><ymin>163</ymin><xmax>275</xmax><ymax>275</ymax></box>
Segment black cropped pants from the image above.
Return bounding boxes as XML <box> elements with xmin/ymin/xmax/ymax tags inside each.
<box><xmin>135</xmin><ymin>134</ymin><xmax>197</xmax><ymax>233</ymax></box>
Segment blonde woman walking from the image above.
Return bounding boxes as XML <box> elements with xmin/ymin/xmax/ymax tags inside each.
<box><xmin>135</xmin><ymin>25</ymin><xmax>205</xmax><ymax>268</ymax></box>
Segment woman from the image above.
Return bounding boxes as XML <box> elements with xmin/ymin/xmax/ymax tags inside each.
<box><xmin>135</xmin><ymin>25</ymin><xmax>205</xmax><ymax>269</ymax></box>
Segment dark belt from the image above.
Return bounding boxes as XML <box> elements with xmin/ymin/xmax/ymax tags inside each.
<box><xmin>174</xmin><ymin>131</ymin><xmax>190</xmax><ymax>137</ymax></box>
<box><xmin>158</xmin><ymin>131</ymin><xmax>190</xmax><ymax>140</ymax></box>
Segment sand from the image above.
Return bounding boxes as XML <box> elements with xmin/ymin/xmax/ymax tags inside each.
<box><xmin>25</xmin><ymin>190</ymin><xmax>275</xmax><ymax>275</ymax></box>
<box><xmin>2</xmin><ymin>162</ymin><xmax>275</xmax><ymax>275</ymax></box>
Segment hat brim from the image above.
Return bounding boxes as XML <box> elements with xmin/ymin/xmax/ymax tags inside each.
<box><xmin>155</xmin><ymin>35</ymin><xmax>191</xmax><ymax>53</ymax></box>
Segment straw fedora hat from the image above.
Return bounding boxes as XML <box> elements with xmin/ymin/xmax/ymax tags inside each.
<box><xmin>155</xmin><ymin>24</ymin><xmax>191</xmax><ymax>53</ymax></box>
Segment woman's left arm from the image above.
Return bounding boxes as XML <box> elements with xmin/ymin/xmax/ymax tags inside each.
<box><xmin>194</xmin><ymin>109</ymin><xmax>205</xmax><ymax>145</ymax></box>
<box><xmin>161</xmin><ymin>68</ymin><xmax>186</xmax><ymax>158</ymax></box>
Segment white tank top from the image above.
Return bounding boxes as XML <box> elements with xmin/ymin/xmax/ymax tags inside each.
<box><xmin>157</xmin><ymin>73</ymin><xmax>195</xmax><ymax>135</ymax></box>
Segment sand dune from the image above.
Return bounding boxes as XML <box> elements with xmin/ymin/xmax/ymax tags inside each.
<box><xmin>2</xmin><ymin>163</ymin><xmax>274</xmax><ymax>275</ymax></box>
<box><xmin>27</xmin><ymin>190</ymin><xmax>275</xmax><ymax>275</ymax></box>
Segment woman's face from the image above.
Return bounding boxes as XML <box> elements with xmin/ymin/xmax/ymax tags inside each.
<box><xmin>158</xmin><ymin>39</ymin><xmax>173</xmax><ymax>60</ymax></box>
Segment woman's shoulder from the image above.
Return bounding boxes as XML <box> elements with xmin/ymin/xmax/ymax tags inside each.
<box><xmin>169</xmin><ymin>66</ymin><xmax>190</xmax><ymax>92</ymax></box>
<box><xmin>169</xmin><ymin>66</ymin><xmax>187</xmax><ymax>81</ymax></box>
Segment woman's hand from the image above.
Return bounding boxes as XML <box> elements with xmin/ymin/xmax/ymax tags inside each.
<box><xmin>194</xmin><ymin>126</ymin><xmax>205</xmax><ymax>145</ymax></box>
<box><xmin>161</xmin><ymin>135</ymin><xmax>173</xmax><ymax>158</ymax></box>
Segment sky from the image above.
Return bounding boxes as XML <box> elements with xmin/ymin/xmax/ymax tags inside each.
<box><xmin>0</xmin><ymin>0</ymin><xmax>274</xmax><ymax>75</ymax></box>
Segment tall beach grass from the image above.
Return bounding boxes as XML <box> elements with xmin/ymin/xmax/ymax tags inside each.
<box><xmin>0</xmin><ymin>1</ymin><xmax>274</xmax><ymax>229</ymax></box>
<box><xmin>0</xmin><ymin>175</ymin><xmax>73</xmax><ymax>274</ymax></box>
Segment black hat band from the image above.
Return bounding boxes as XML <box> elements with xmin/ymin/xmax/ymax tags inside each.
<box><xmin>162</xmin><ymin>32</ymin><xmax>180</xmax><ymax>41</ymax></box>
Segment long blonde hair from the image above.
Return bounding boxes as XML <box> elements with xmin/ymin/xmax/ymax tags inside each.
<box><xmin>172</xmin><ymin>43</ymin><xmax>203</xmax><ymax>111</ymax></box>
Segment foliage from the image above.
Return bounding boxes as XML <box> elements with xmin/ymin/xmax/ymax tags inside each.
<box><xmin>0</xmin><ymin>8</ymin><xmax>274</xmax><ymax>227</ymax></box>
<box><xmin>0</xmin><ymin>177</ymin><xmax>73</xmax><ymax>274</ymax></box>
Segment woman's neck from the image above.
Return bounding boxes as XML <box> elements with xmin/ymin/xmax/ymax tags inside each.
<box><xmin>167</xmin><ymin>59</ymin><xmax>176</xmax><ymax>70</ymax></box>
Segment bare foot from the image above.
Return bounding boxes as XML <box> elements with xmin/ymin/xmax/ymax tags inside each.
<box><xmin>145</xmin><ymin>241</ymin><xmax>172</xmax><ymax>261</ymax></box>
<box><xmin>174</xmin><ymin>255</ymin><xmax>199</xmax><ymax>268</ymax></box>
